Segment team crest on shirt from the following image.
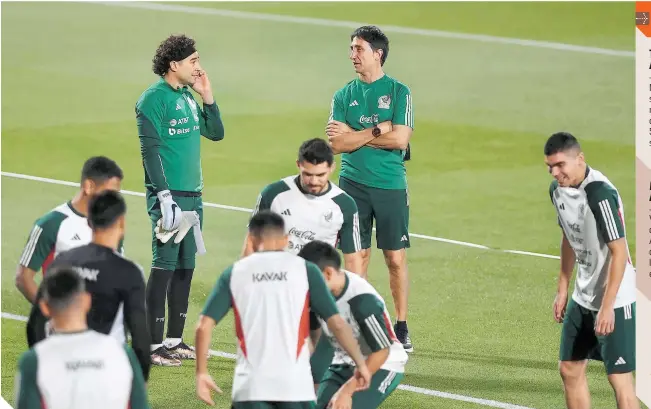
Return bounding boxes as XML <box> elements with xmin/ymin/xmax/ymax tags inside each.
<box><xmin>324</xmin><ymin>209</ymin><xmax>333</xmax><ymax>223</ymax></box>
<box><xmin>378</xmin><ymin>95</ymin><xmax>391</xmax><ymax>109</ymax></box>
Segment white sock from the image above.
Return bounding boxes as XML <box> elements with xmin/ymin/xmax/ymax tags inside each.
<box><xmin>164</xmin><ymin>338</ymin><xmax>182</xmax><ymax>348</ymax></box>
<box><xmin>151</xmin><ymin>344</ymin><xmax>163</xmax><ymax>352</ymax></box>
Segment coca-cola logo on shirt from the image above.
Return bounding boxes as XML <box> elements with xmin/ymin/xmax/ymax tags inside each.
<box><xmin>288</xmin><ymin>227</ymin><xmax>316</xmax><ymax>241</ymax></box>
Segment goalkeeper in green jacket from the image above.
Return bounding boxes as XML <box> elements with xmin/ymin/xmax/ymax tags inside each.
<box><xmin>135</xmin><ymin>34</ymin><xmax>225</xmax><ymax>367</ymax></box>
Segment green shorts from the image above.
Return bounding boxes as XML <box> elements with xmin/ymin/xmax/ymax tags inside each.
<box><xmin>231</xmin><ymin>402</ymin><xmax>315</xmax><ymax>409</ymax></box>
<box><xmin>147</xmin><ymin>191</ymin><xmax>203</xmax><ymax>271</ymax></box>
<box><xmin>559</xmin><ymin>298</ymin><xmax>635</xmax><ymax>375</ymax></box>
<box><xmin>338</xmin><ymin>177</ymin><xmax>410</xmax><ymax>251</ymax></box>
<box><xmin>315</xmin><ymin>365</ymin><xmax>403</xmax><ymax>409</ymax></box>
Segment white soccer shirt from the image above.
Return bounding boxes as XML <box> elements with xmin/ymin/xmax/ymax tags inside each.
<box><xmin>251</xmin><ymin>176</ymin><xmax>361</xmax><ymax>254</ymax></box>
<box><xmin>14</xmin><ymin>330</ymin><xmax>148</xmax><ymax>409</ymax></box>
<box><xmin>19</xmin><ymin>201</ymin><xmax>125</xmax><ymax>274</ymax></box>
<box><xmin>550</xmin><ymin>166</ymin><xmax>636</xmax><ymax>311</ymax></box>
<box><xmin>313</xmin><ymin>271</ymin><xmax>409</xmax><ymax>373</ymax></box>
<box><xmin>201</xmin><ymin>251</ymin><xmax>339</xmax><ymax>402</ymax></box>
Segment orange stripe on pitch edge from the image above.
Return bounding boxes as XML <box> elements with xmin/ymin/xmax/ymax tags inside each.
<box><xmin>636</xmin><ymin>2</ymin><xmax>651</xmax><ymax>37</ymax></box>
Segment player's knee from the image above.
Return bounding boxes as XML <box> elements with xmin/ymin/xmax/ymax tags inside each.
<box><xmin>559</xmin><ymin>360</ymin><xmax>585</xmax><ymax>383</ymax></box>
<box><xmin>607</xmin><ymin>371</ymin><xmax>635</xmax><ymax>392</ymax></box>
<box><xmin>146</xmin><ymin>268</ymin><xmax>174</xmax><ymax>292</ymax></box>
<box><xmin>382</xmin><ymin>250</ymin><xmax>406</xmax><ymax>273</ymax></box>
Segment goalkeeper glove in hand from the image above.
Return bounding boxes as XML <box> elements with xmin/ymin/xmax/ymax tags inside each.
<box><xmin>154</xmin><ymin>211</ymin><xmax>206</xmax><ymax>255</ymax></box>
<box><xmin>157</xmin><ymin>190</ymin><xmax>182</xmax><ymax>231</ymax></box>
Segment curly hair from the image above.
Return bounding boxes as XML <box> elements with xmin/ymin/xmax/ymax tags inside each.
<box><xmin>152</xmin><ymin>34</ymin><xmax>196</xmax><ymax>76</ymax></box>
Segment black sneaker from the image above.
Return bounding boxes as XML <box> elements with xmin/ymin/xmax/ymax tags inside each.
<box><xmin>151</xmin><ymin>346</ymin><xmax>182</xmax><ymax>366</ymax></box>
<box><xmin>394</xmin><ymin>324</ymin><xmax>413</xmax><ymax>353</ymax></box>
<box><xmin>167</xmin><ymin>341</ymin><xmax>196</xmax><ymax>360</ymax></box>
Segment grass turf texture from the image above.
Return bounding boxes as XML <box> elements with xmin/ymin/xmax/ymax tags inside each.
<box><xmin>1</xmin><ymin>2</ymin><xmax>641</xmax><ymax>409</ymax></box>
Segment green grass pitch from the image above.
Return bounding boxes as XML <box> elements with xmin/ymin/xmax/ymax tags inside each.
<box><xmin>0</xmin><ymin>2</ymin><xmax>642</xmax><ymax>409</ymax></box>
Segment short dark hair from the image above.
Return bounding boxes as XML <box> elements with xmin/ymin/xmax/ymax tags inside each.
<box><xmin>298</xmin><ymin>138</ymin><xmax>334</xmax><ymax>167</ymax></box>
<box><xmin>152</xmin><ymin>34</ymin><xmax>196</xmax><ymax>76</ymax></box>
<box><xmin>351</xmin><ymin>25</ymin><xmax>389</xmax><ymax>66</ymax></box>
<box><xmin>297</xmin><ymin>241</ymin><xmax>342</xmax><ymax>272</ymax></box>
<box><xmin>88</xmin><ymin>190</ymin><xmax>127</xmax><ymax>230</ymax></box>
<box><xmin>248</xmin><ymin>210</ymin><xmax>285</xmax><ymax>238</ymax></box>
<box><xmin>41</xmin><ymin>266</ymin><xmax>85</xmax><ymax>314</ymax></box>
<box><xmin>544</xmin><ymin>132</ymin><xmax>582</xmax><ymax>156</ymax></box>
<box><xmin>81</xmin><ymin>156</ymin><xmax>123</xmax><ymax>185</ymax></box>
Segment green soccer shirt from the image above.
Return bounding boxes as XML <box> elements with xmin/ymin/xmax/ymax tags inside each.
<box><xmin>329</xmin><ymin>74</ymin><xmax>414</xmax><ymax>190</ymax></box>
<box><xmin>135</xmin><ymin>77</ymin><xmax>225</xmax><ymax>194</ymax></box>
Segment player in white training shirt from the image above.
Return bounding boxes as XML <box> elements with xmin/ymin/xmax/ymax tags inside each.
<box><xmin>544</xmin><ymin>132</ymin><xmax>639</xmax><ymax>409</ymax></box>
<box><xmin>14</xmin><ymin>266</ymin><xmax>149</xmax><ymax>409</ymax></box>
<box><xmin>16</xmin><ymin>156</ymin><xmax>124</xmax><ymax>304</ymax></box>
<box><xmin>195</xmin><ymin>210</ymin><xmax>371</xmax><ymax>408</ymax></box>
<box><xmin>298</xmin><ymin>241</ymin><xmax>408</xmax><ymax>409</ymax></box>
<box><xmin>243</xmin><ymin>138</ymin><xmax>363</xmax><ymax>274</ymax></box>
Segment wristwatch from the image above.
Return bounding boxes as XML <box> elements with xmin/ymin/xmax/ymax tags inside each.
<box><xmin>372</xmin><ymin>125</ymin><xmax>381</xmax><ymax>137</ymax></box>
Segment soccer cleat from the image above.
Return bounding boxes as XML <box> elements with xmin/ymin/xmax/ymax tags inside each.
<box><xmin>167</xmin><ymin>341</ymin><xmax>197</xmax><ymax>360</ymax></box>
<box><xmin>151</xmin><ymin>346</ymin><xmax>182</xmax><ymax>366</ymax></box>
<box><xmin>394</xmin><ymin>324</ymin><xmax>413</xmax><ymax>353</ymax></box>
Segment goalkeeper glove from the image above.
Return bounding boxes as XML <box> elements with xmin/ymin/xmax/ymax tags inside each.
<box><xmin>154</xmin><ymin>211</ymin><xmax>206</xmax><ymax>255</ymax></box>
<box><xmin>157</xmin><ymin>190</ymin><xmax>182</xmax><ymax>232</ymax></box>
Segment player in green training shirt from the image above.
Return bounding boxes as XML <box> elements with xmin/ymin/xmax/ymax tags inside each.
<box><xmin>326</xmin><ymin>25</ymin><xmax>414</xmax><ymax>353</ymax></box>
<box><xmin>135</xmin><ymin>34</ymin><xmax>225</xmax><ymax>366</ymax></box>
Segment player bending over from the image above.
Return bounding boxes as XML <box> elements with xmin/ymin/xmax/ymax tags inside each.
<box><xmin>545</xmin><ymin>132</ymin><xmax>639</xmax><ymax>409</ymax></box>
<box><xmin>298</xmin><ymin>241</ymin><xmax>408</xmax><ymax>409</ymax></box>
<box><xmin>195</xmin><ymin>210</ymin><xmax>370</xmax><ymax>408</ymax></box>
<box><xmin>243</xmin><ymin>138</ymin><xmax>363</xmax><ymax>274</ymax></box>
<box><xmin>15</xmin><ymin>266</ymin><xmax>150</xmax><ymax>409</ymax></box>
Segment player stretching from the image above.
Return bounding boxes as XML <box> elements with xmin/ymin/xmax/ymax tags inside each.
<box><xmin>298</xmin><ymin>241</ymin><xmax>408</xmax><ymax>409</ymax></box>
<box><xmin>16</xmin><ymin>156</ymin><xmax>123</xmax><ymax>304</ymax></box>
<box><xmin>545</xmin><ymin>132</ymin><xmax>639</xmax><ymax>409</ymax></box>
<box><xmin>136</xmin><ymin>33</ymin><xmax>225</xmax><ymax>366</ymax></box>
<box><xmin>326</xmin><ymin>25</ymin><xmax>414</xmax><ymax>352</ymax></box>
<box><xmin>195</xmin><ymin>210</ymin><xmax>370</xmax><ymax>408</ymax></box>
<box><xmin>15</xmin><ymin>267</ymin><xmax>150</xmax><ymax>409</ymax></box>
<box><xmin>243</xmin><ymin>138</ymin><xmax>363</xmax><ymax>273</ymax></box>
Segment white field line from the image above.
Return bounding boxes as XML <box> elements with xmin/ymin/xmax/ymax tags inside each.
<box><xmin>94</xmin><ymin>1</ymin><xmax>633</xmax><ymax>58</ymax></box>
<box><xmin>0</xmin><ymin>312</ymin><xmax>536</xmax><ymax>409</ymax></box>
<box><xmin>1</xmin><ymin>171</ymin><xmax>559</xmax><ymax>259</ymax></box>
